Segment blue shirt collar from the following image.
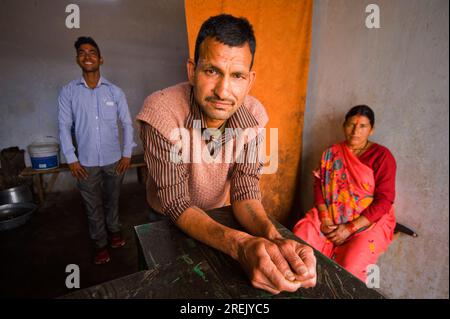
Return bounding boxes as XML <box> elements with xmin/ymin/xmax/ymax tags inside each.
<box><xmin>76</xmin><ymin>76</ymin><xmax>111</xmax><ymax>88</ymax></box>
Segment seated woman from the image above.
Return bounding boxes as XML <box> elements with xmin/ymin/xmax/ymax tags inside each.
<box><xmin>293</xmin><ymin>105</ymin><xmax>396</xmax><ymax>282</ymax></box>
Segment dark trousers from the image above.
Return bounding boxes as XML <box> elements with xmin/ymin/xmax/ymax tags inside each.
<box><xmin>77</xmin><ymin>162</ymin><xmax>124</xmax><ymax>249</ymax></box>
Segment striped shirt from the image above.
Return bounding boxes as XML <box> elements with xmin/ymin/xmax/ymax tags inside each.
<box><xmin>139</xmin><ymin>85</ymin><xmax>267</xmax><ymax>222</ymax></box>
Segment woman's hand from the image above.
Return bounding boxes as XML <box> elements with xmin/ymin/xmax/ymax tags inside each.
<box><xmin>318</xmin><ymin>206</ymin><xmax>337</xmax><ymax>235</ymax></box>
<box><xmin>320</xmin><ymin>219</ymin><xmax>337</xmax><ymax>235</ymax></box>
<box><xmin>325</xmin><ymin>224</ymin><xmax>353</xmax><ymax>246</ymax></box>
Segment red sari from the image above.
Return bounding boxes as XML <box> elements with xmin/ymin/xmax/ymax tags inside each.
<box><xmin>293</xmin><ymin>142</ymin><xmax>396</xmax><ymax>282</ymax></box>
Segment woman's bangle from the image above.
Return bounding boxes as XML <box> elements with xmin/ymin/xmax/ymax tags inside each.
<box><xmin>319</xmin><ymin>210</ymin><xmax>331</xmax><ymax>220</ymax></box>
<box><xmin>321</xmin><ymin>217</ymin><xmax>333</xmax><ymax>225</ymax></box>
<box><xmin>346</xmin><ymin>221</ymin><xmax>359</xmax><ymax>234</ymax></box>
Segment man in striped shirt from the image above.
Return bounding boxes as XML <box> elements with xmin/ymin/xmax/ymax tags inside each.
<box><xmin>137</xmin><ymin>14</ymin><xmax>317</xmax><ymax>294</ymax></box>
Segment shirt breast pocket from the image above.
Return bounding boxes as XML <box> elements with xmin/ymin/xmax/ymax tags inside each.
<box><xmin>101</xmin><ymin>100</ymin><xmax>118</xmax><ymax>121</ymax></box>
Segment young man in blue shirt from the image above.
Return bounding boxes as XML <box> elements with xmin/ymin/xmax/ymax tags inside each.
<box><xmin>58</xmin><ymin>37</ymin><xmax>136</xmax><ymax>264</ymax></box>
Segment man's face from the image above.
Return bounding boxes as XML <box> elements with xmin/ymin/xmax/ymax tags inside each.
<box><xmin>76</xmin><ymin>43</ymin><xmax>103</xmax><ymax>73</ymax></box>
<box><xmin>187</xmin><ymin>37</ymin><xmax>256</xmax><ymax>128</ymax></box>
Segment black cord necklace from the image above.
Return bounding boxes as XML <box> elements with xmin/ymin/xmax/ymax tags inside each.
<box><xmin>352</xmin><ymin>140</ymin><xmax>369</xmax><ymax>155</ymax></box>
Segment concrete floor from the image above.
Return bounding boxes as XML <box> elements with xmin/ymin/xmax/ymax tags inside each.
<box><xmin>0</xmin><ymin>182</ymin><xmax>151</xmax><ymax>298</ymax></box>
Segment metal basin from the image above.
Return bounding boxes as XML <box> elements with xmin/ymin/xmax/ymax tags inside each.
<box><xmin>0</xmin><ymin>184</ymin><xmax>33</xmax><ymax>205</ymax></box>
<box><xmin>0</xmin><ymin>202</ymin><xmax>37</xmax><ymax>231</ymax></box>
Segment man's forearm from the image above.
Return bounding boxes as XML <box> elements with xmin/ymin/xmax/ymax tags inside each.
<box><xmin>175</xmin><ymin>206</ymin><xmax>253</xmax><ymax>260</ymax></box>
<box><xmin>58</xmin><ymin>124</ymin><xmax>78</xmax><ymax>164</ymax></box>
<box><xmin>121</xmin><ymin>124</ymin><xmax>135</xmax><ymax>157</ymax></box>
<box><xmin>232</xmin><ymin>199</ymin><xmax>282</xmax><ymax>241</ymax></box>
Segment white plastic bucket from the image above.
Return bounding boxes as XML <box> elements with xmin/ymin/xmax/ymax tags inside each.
<box><xmin>28</xmin><ymin>136</ymin><xmax>60</xmax><ymax>170</ymax></box>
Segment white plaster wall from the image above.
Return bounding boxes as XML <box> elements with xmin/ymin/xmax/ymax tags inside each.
<box><xmin>300</xmin><ymin>0</ymin><xmax>449</xmax><ymax>298</ymax></box>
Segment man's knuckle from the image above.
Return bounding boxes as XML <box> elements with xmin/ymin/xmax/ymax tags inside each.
<box><xmin>280</xmin><ymin>242</ymin><xmax>291</xmax><ymax>252</ymax></box>
<box><xmin>303</xmin><ymin>245</ymin><xmax>313</xmax><ymax>254</ymax></box>
<box><xmin>253</xmin><ymin>258</ymin><xmax>265</xmax><ymax>271</ymax></box>
<box><xmin>249</xmin><ymin>270</ymin><xmax>260</xmax><ymax>281</ymax></box>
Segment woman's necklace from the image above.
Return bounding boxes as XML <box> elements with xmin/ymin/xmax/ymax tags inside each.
<box><xmin>351</xmin><ymin>140</ymin><xmax>369</xmax><ymax>156</ymax></box>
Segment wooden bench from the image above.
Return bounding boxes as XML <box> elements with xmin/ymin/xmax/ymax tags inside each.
<box><xmin>20</xmin><ymin>154</ymin><xmax>146</xmax><ymax>204</ymax></box>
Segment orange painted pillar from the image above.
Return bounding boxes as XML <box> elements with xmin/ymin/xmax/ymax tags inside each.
<box><xmin>184</xmin><ymin>0</ymin><xmax>313</xmax><ymax>224</ymax></box>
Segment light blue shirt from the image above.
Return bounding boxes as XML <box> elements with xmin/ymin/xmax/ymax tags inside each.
<box><xmin>58</xmin><ymin>76</ymin><xmax>136</xmax><ymax>167</ymax></box>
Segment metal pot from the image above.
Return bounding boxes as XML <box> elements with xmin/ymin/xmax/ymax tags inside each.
<box><xmin>0</xmin><ymin>184</ymin><xmax>33</xmax><ymax>205</ymax></box>
<box><xmin>0</xmin><ymin>202</ymin><xmax>37</xmax><ymax>231</ymax></box>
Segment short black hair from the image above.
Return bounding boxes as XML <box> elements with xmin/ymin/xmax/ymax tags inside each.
<box><xmin>194</xmin><ymin>14</ymin><xmax>256</xmax><ymax>69</ymax></box>
<box><xmin>344</xmin><ymin>105</ymin><xmax>375</xmax><ymax>127</ymax></box>
<box><xmin>74</xmin><ymin>36</ymin><xmax>101</xmax><ymax>57</ymax></box>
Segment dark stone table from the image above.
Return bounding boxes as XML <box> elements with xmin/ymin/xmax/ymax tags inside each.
<box><xmin>63</xmin><ymin>206</ymin><xmax>384</xmax><ymax>299</ymax></box>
